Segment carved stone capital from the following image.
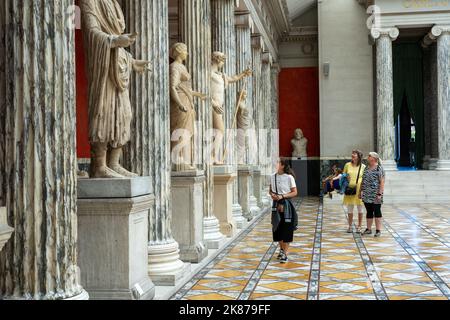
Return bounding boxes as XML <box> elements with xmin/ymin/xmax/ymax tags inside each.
<box><xmin>262</xmin><ymin>51</ymin><xmax>272</xmax><ymax>65</ymax></box>
<box><xmin>235</xmin><ymin>11</ymin><xmax>253</xmax><ymax>30</ymax></box>
<box><xmin>251</xmin><ymin>34</ymin><xmax>264</xmax><ymax>50</ymax></box>
<box><xmin>370</xmin><ymin>27</ymin><xmax>399</xmax><ymax>41</ymax></box>
<box><xmin>430</xmin><ymin>25</ymin><xmax>450</xmax><ymax>40</ymax></box>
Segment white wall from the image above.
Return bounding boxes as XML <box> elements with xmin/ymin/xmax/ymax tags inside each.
<box><xmin>318</xmin><ymin>0</ymin><xmax>374</xmax><ymax>158</ymax></box>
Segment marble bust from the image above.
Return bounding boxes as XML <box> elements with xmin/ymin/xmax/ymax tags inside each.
<box><xmin>211</xmin><ymin>52</ymin><xmax>252</xmax><ymax>165</ymax></box>
<box><xmin>170</xmin><ymin>43</ymin><xmax>207</xmax><ymax>172</ymax></box>
<box><xmin>80</xmin><ymin>0</ymin><xmax>151</xmax><ymax>179</ymax></box>
<box><xmin>291</xmin><ymin>128</ymin><xmax>308</xmax><ymax>158</ymax></box>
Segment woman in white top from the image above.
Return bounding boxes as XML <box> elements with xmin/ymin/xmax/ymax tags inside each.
<box><xmin>269</xmin><ymin>159</ymin><xmax>298</xmax><ymax>264</ymax></box>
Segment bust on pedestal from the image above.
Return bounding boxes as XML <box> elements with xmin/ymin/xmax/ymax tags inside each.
<box><xmin>291</xmin><ymin>128</ymin><xmax>308</xmax><ymax>158</ymax></box>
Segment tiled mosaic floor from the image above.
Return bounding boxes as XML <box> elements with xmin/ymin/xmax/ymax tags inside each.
<box><xmin>171</xmin><ymin>198</ymin><xmax>450</xmax><ymax>300</ymax></box>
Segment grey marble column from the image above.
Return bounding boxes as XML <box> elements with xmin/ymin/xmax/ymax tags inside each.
<box><xmin>260</xmin><ymin>52</ymin><xmax>272</xmax><ymax>207</ymax></box>
<box><xmin>211</xmin><ymin>0</ymin><xmax>246</xmax><ymax>229</ymax></box>
<box><xmin>179</xmin><ymin>0</ymin><xmax>226</xmax><ymax>248</ymax></box>
<box><xmin>251</xmin><ymin>34</ymin><xmax>263</xmax><ymax>167</ymax></box>
<box><xmin>212</xmin><ymin>0</ymin><xmax>237</xmax><ymax>165</ymax></box>
<box><xmin>122</xmin><ymin>0</ymin><xmax>188</xmax><ymax>285</ymax></box>
<box><xmin>271</xmin><ymin>63</ymin><xmax>281</xmax><ymax>173</ymax></box>
<box><xmin>0</xmin><ymin>0</ymin><xmax>87</xmax><ymax>300</ymax></box>
<box><xmin>234</xmin><ymin>12</ymin><xmax>253</xmax><ymax>226</ymax></box>
<box><xmin>430</xmin><ymin>26</ymin><xmax>450</xmax><ymax>170</ymax></box>
<box><xmin>422</xmin><ymin>41</ymin><xmax>439</xmax><ymax>169</ymax></box>
<box><xmin>371</xmin><ymin>27</ymin><xmax>399</xmax><ymax>171</ymax></box>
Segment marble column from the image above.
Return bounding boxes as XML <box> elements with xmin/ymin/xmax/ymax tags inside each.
<box><xmin>248</xmin><ymin>34</ymin><xmax>263</xmax><ymax>215</ymax></box>
<box><xmin>211</xmin><ymin>0</ymin><xmax>243</xmax><ymax>231</ymax></box>
<box><xmin>371</xmin><ymin>27</ymin><xmax>399</xmax><ymax>171</ymax></box>
<box><xmin>261</xmin><ymin>52</ymin><xmax>272</xmax><ymax>207</ymax></box>
<box><xmin>271</xmin><ymin>63</ymin><xmax>281</xmax><ymax>173</ymax></box>
<box><xmin>0</xmin><ymin>0</ymin><xmax>88</xmax><ymax>300</ymax></box>
<box><xmin>233</xmin><ymin>11</ymin><xmax>253</xmax><ymax>227</ymax></box>
<box><xmin>430</xmin><ymin>26</ymin><xmax>450</xmax><ymax>170</ymax></box>
<box><xmin>421</xmin><ymin>40</ymin><xmax>439</xmax><ymax>170</ymax></box>
<box><xmin>122</xmin><ymin>0</ymin><xmax>188</xmax><ymax>286</ymax></box>
<box><xmin>211</xmin><ymin>0</ymin><xmax>237</xmax><ymax>165</ymax></box>
<box><xmin>179</xmin><ymin>0</ymin><xmax>226</xmax><ymax>249</ymax></box>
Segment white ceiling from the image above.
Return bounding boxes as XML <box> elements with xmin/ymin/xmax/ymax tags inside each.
<box><xmin>285</xmin><ymin>0</ymin><xmax>316</xmax><ymax>20</ymax></box>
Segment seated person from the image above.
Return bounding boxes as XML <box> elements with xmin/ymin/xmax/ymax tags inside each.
<box><xmin>323</xmin><ymin>168</ymin><xmax>344</xmax><ymax>197</ymax></box>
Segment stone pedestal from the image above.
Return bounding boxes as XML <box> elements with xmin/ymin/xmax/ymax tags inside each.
<box><xmin>213</xmin><ymin>165</ymin><xmax>237</xmax><ymax>237</ymax></box>
<box><xmin>238</xmin><ymin>165</ymin><xmax>253</xmax><ymax>221</ymax></box>
<box><xmin>252</xmin><ymin>167</ymin><xmax>263</xmax><ymax>208</ymax></box>
<box><xmin>77</xmin><ymin>178</ymin><xmax>155</xmax><ymax>300</ymax></box>
<box><xmin>0</xmin><ymin>207</ymin><xmax>13</xmax><ymax>252</ymax></box>
<box><xmin>171</xmin><ymin>171</ymin><xmax>208</xmax><ymax>263</ymax></box>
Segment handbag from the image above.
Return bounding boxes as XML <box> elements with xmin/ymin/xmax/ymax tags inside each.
<box><xmin>274</xmin><ymin>174</ymin><xmax>285</xmax><ymax>213</ymax></box>
<box><xmin>345</xmin><ymin>164</ymin><xmax>362</xmax><ymax>196</ymax></box>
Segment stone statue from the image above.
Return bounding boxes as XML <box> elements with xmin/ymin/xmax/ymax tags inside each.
<box><xmin>291</xmin><ymin>128</ymin><xmax>308</xmax><ymax>158</ymax></box>
<box><xmin>211</xmin><ymin>52</ymin><xmax>252</xmax><ymax>165</ymax></box>
<box><xmin>236</xmin><ymin>90</ymin><xmax>251</xmax><ymax>164</ymax></box>
<box><xmin>80</xmin><ymin>0</ymin><xmax>151</xmax><ymax>179</ymax></box>
<box><xmin>170</xmin><ymin>43</ymin><xmax>207</xmax><ymax>172</ymax></box>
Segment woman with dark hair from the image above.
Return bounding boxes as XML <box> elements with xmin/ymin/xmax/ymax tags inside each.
<box><xmin>269</xmin><ymin>159</ymin><xmax>298</xmax><ymax>264</ymax></box>
<box><xmin>343</xmin><ymin>150</ymin><xmax>366</xmax><ymax>233</ymax></box>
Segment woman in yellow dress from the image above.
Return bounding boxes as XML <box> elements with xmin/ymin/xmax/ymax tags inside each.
<box><xmin>343</xmin><ymin>150</ymin><xmax>366</xmax><ymax>233</ymax></box>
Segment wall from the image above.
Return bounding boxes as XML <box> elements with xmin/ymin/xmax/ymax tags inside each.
<box><xmin>318</xmin><ymin>0</ymin><xmax>374</xmax><ymax>158</ymax></box>
<box><xmin>279</xmin><ymin>67</ymin><xmax>320</xmax><ymax>158</ymax></box>
<box><xmin>75</xmin><ymin>29</ymin><xmax>90</xmax><ymax>159</ymax></box>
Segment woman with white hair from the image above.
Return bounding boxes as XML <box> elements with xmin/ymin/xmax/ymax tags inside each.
<box><xmin>359</xmin><ymin>152</ymin><xmax>386</xmax><ymax>238</ymax></box>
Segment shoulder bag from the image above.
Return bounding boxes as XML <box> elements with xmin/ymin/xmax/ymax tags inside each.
<box><xmin>345</xmin><ymin>164</ymin><xmax>362</xmax><ymax>196</ymax></box>
<box><xmin>274</xmin><ymin>174</ymin><xmax>285</xmax><ymax>213</ymax></box>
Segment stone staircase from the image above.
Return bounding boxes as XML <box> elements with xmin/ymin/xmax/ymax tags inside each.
<box><xmin>384</xmin><ymin>171</ymin><xmax>450</xmax><ymax>204</ymax></box>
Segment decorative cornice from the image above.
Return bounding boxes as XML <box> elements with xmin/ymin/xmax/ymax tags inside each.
<box><xmin>370</xmin><ymin>27</ymin><xmax>400</xmax><ymax>41</ymax></box>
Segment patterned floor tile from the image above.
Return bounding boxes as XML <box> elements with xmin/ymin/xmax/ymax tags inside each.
<box><xmin>172</xmin><ymin>198</ymin><xmax>450</xmax><ymax>301</ymax></box>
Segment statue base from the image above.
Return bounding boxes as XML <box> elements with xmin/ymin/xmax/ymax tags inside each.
<box><xmin>77</xmin><ymin>177</ymin><xmax>155</xmax><ymax>300</ymax></box>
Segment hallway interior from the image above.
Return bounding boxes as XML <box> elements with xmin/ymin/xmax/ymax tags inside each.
<box><xmin>172</xmin><ymin>197</ymin><xmax>450</xmax><ymax>300</ymax></box>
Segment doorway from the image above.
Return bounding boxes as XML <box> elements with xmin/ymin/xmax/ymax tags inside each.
<box><xmin>393</xmin><ymin>42</ymin><xmax>424</xmax><ymax>169</ymax></box>
<box><xmin>395</xmin><ymin>93</ymin><xmax>417</xmax><ymax>168</ymax></box>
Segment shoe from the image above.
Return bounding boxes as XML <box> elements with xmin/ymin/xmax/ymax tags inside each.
<box><xmin>280</xmin><ymin>253</ymin><xmax>288</xmax><ymax>264</ymax></box>
<box><xmin>374</xmin><ymin>230</ymin><xmax>381</xmax><ymax>238</ymax></box>
<box><xmin>356</xmin><ymin>227</ymin><xmax>362</xmax><ymax>234</ymax></box>
<box><xmin>362</xmin><ymin>229</ymin><xmax>372</xmax><ymax>235</ymax></box>
<box><xmin>347</xmin><ymin>227</ymin><xmax>353</xmax><ymax>233</ymax></box>
<box><xmin>276</xmin><ymin>249</ymin><xmax>285</xmax><ymax>260</ymax></box>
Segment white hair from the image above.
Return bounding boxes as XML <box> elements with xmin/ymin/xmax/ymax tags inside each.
<box><xmin>368</xmin><ymin>152</ymin><xmax>382</xmax><ymax>165</ymax></box>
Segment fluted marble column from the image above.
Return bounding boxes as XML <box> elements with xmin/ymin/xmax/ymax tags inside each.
<box><xmin>430</xmin><ymin>26</ymin><xmax>450</xmax><ymax>170</ymax></box>
<box><xmin>179</xmin><ymin>0</ymin><xmax>226</xmax><ymax>249</ymax></box>
<box><xmin>247</xmin><ymin>34</ymin><xmax>263</xmax><ymax>216</ymax></box>
<box><xmin>122</xmin><ymin>0</ymin><xmax>188</xmax><ymax>286</ymax></box>
<box><xmin>212</xmin><ymin>0</ymin><xmax>237</xmax><ymax>165</ymax></box>
<box><xmin>211</xmin><ymin>0</ymin><xmax>245</xmax><ymax>230</ymax></box>
<box><xmin>260</xmin><ymin>52</ymin><xmax>272</xmax><ymax>207</ymax></box>
<box><xmin>233</xmin><ymin>12</ymin><xmax>253</xmax><ymax>227</ymax></box>
<box><xmin>0</xmin><ymin>0</ymin><xmax>87</xmax><ymax>300</ymax></box>
<box><xmin>271</xmin><ymin>63</ymin><xmax>281</xmax><ymax>173</ymax></box>
<box><xmin>371</xmin><ymin>27</ymin><xmax>399</xmax><ymax>171</ymax></box>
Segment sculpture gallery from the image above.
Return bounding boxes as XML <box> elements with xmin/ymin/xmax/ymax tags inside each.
<box><xmin>4</xmin><ymin>0</ymin><xmax>450</xmax><ymax>305</ymax></box>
